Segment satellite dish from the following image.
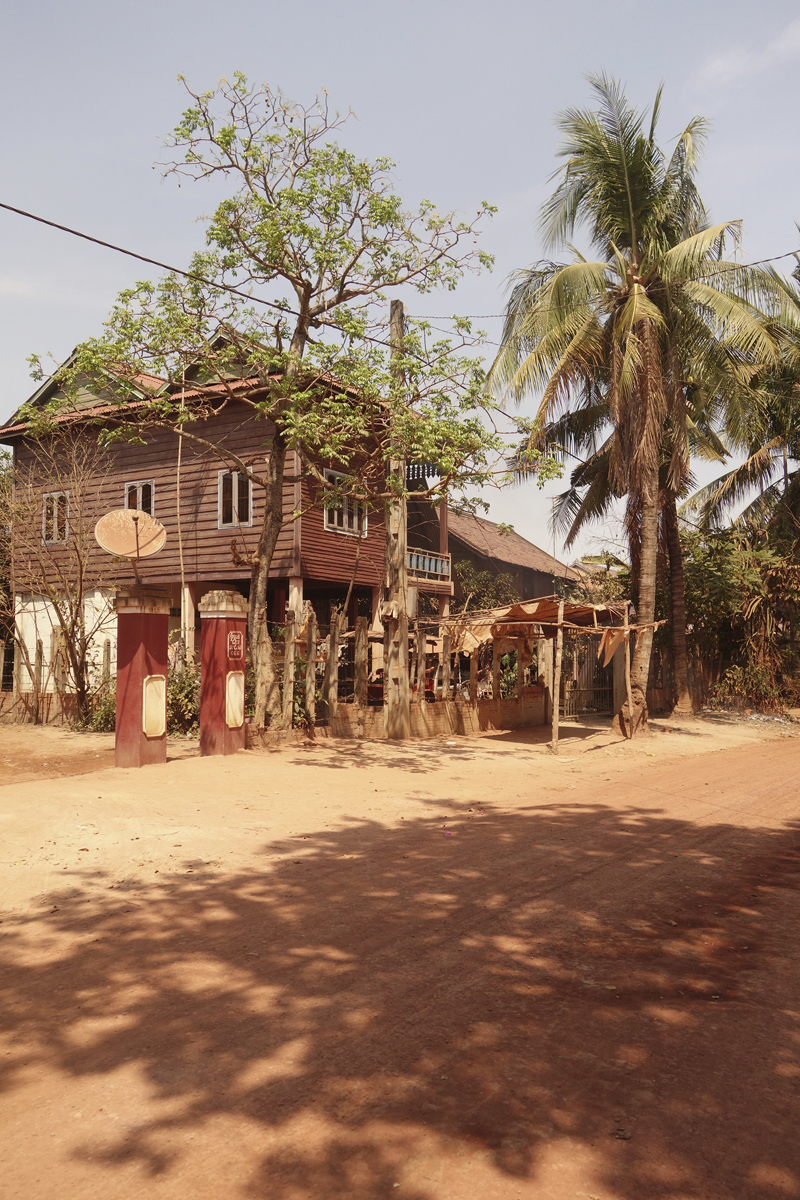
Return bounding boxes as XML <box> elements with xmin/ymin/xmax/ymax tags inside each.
<box><xmin>95</xmin><ymin>509</ymin><xmax>166</xmax><ymax>582</ymax></box>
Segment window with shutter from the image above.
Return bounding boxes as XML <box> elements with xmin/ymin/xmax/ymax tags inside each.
<box><xmin>218</xmin><ymin>469</ymin><xmax>252</xmax><ymax>528</ymax></box>
<box><xmin>42</xmin><ymin>492</ymin><xmax>69</xmax><ymax>543</ymax></box>
<box><xmin>323</xmin><ymin>470</ymin><xmax>367</xmax><ymax>537</ymax></box>
<box><xmin>124</xmin><ymin>479</ymin><xmax>155</xmax><ymax>515</ymax></box>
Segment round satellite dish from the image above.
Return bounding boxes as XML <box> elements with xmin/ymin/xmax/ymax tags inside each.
<box><xmin>94</xmin><ymin>509</ymin><xmax>167</xmax><ymax>559</ymax></box>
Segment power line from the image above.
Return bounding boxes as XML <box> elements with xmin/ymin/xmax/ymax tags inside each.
<box><xmin>0</xmin><ymin>200</ymin><xmax>299</xmax><ymax>319</ymax></box>
<box><xmin>3</xmin><ymin>197</ymin><xmax>799</xmax><ymax>333</ymax></box>
<box><xmin>0</xmin><ymin>199</ymin><xmax>494</xmax><ymax>357</ymax></box>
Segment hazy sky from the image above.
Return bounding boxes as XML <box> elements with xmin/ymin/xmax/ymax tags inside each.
<box><xmin>2</xmin><ymin>0</ymin><xmax>798</xmax><ymax>560</ymax></box>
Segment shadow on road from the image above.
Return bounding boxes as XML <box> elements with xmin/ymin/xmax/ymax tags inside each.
<box><xmin>1</xmin><ymin>801</ymin><xmax>799</xmax><ymax>1198</ymax></box>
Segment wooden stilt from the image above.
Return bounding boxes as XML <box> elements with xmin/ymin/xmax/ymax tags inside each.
<box><xmin>305</xmin><ymin>608</ymin><xmax>317</xmax><ymax>728</ymax></box>
<box><xmin>282</xmin><ymin>613</ymin><xmax>296</xmax><ymax>729</ymax></box>
<box><xmin>354</xmin><ymin>615</ymin><xmax>368</xmax><ymax>709</ymax></box>
<box><xmin>551</xmin><ymin>600</ymin><xmax>564</xmax><ymax>752</ymax></box>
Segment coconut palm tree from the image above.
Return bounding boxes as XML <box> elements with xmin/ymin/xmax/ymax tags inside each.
<box><xmin>526</xmin><ymin>372</ymin><xmax>728</xmax><ymax>715</ymax></box>
<box><xmin>687</xmin><ymin>269</ymin><xmax>800</xmax><ymax>532</ymax></box>
<box><xmin>490</xmin><ymin>74</ymin><xmax>780</xmax><ymax>734</ymax></box>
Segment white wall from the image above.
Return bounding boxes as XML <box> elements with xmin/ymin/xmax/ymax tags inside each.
<box><xmin>14</xmin><ymin>589</ymin><xmax>116</xmax><ymax>694</ymax></box>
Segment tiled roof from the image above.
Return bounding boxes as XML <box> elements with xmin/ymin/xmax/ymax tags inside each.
<box><xmin>447</xmin><ymin>509</ymin><xmax>580</xmax><ymax>582</ymax></box>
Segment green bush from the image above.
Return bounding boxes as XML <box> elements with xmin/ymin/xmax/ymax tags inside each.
<box><xmin>709</xmin><ymin>662</ymin><xmax>785</xmax><ymax>714</ymax></box>
<box><xmin>86</xmin><ymin>685</ymin><xmax>117</xmax><ymax>732</ymax></box>
<box><xmin>167</xmin><ymin>663</ymin><xmax>201</xmax><ymax>735</ymax></box>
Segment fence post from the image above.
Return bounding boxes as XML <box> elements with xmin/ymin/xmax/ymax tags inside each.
<box><xmin>282</xmin><ymin>613</ymin><xmax>296</xmax><ymax>730</ymax></box>
<box><xmin>441</xmin><ymin>634</ymin><xmax>451</xmax><ymax>701</ymax></box>
<box><xmin>325</xmin><ymin>606</ymin><xmax>340</xmax><ymax>731</ymax></box>
<box><xmin>305</xmin><ymin>608</ymin><xmax>317</xmax><ymax>729</ymax></box>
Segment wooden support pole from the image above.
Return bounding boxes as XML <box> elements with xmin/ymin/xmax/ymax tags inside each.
<box><xmin>441</xmin><ymin>634</ymin><xmax>451</xmax><ymax>701</ymax></box>
<box><xmin>469</xmin><ymin>650</ymin><xmax>478</xmax><ymax>707</ymax></box>
<box><xmin>623</xmin><ymin>601</ymin><xmax>634</xmax><ymax>739</ymax></box>
<box><xmin>492</xmin><ymin>639</ymin><xmax>501</xmax><ymax>700</ymax></box>
<box><xmin>305</xmin><ymin>608</ymin><xmax>317</xmax><ymax>727</ymax></box>
<box><xmin>551</xmin><ymin>600</ymin><xmax>565</xmax><ymax>752</ymax></box>
<box><xmin>410</xmin><ymin>625</ymin><xmax>421</xmax><ymax>703</ymax></box>
<box><xmin>515</xmin><ymin>637</ymin><xmax>525</xmax><ymax>700</ymax></box>
<box><xmin>354</xmin><ymin>615</ymin><xmax>368</xmax><ymax>709</ymax></box>
<box><xmin>282</xmin><ymin>613</ymin><xmax>296</xmax><ymax>730</ymax></box>
<box><xmin>384</xmin><ymin>298</ymin><xmax>411</xmax><ymax>740</ymax></box>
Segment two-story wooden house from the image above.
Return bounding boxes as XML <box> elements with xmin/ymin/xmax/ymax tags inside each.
<box><xmin>0</xmin><ymin>355</ymin><xmax>577</xmax><ymax>707</ymax></box>
<box><xmin>0</xmin><ymin>361</ymin><xmax>454</xmax><ymax>697</ymax></box>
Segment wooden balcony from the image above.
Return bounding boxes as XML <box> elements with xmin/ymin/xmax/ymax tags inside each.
<box><xmin>407</xmin><ymin>548</ymin><xmax>451</xmax><ymax>582</ymax></box>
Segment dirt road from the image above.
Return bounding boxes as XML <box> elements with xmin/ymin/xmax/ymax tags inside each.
<box><xmin>0</xmin><ymin>717</ymin><xmax>798</xmax><ymax>1199</ymax></box>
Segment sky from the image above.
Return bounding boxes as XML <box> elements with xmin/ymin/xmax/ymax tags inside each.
<box><xmin>1</xmin><ymin>0</ymin><xmax>799</xmax><ymax>563</ymax></box>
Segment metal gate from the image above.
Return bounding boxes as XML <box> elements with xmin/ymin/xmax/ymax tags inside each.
<box><xmin>560</xmin><ymin>634</ymin><xmax>613</xmax><ymax>717</ymax></box>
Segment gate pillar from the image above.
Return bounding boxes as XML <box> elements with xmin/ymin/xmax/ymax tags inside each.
<box><xmin>115</xmin><ymin>586</ymin><xmax>170</xmax><ymax>769</ymax></box>
<box><xmin>198</xmin><ymin>590</ymin><xmax>249</xmax><ymax>756</ymax></box>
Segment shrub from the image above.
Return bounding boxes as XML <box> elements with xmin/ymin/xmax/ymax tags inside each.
<box><xmin>709</xmin><ymin>662</ymin><xmax>785</xmax><ymax>714</ymax></box>
<box><xmin>86</xmin><ymin>684</ymin><xmax>117</xmax><ymax>732</ymax></box>
<box><xmin>167</xmin><ymin>663</ymin><xmax>201</xmax><ymax>735</ymax></box>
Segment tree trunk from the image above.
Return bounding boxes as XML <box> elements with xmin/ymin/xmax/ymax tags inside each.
<box><xmin>248</xmin><ymin>426</ymin><xmax>288</xmax><ymax>729</ymax></box>
<box><xmin>663</xmin><ymin>492</ymin><xmax>693</xmax><ymax>716</ymax></box>
<box><xmin>616</xmin><ymin>467</ymin><xmax>659</xmax><ymax>737</ymax></box>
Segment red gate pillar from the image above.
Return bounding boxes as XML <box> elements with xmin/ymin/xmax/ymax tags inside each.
<box><xmin>198</xmin><ymin>590</ymin><xmax>249</xmax><ymax>756</ymax></box>
<box><xmin>115</xmin><ymin>586</ymin><xmax>170</xmax><ymax>769</ymax></box>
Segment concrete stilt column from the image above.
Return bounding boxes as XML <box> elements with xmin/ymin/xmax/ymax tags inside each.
<box><xmin>115</xmin><ymin>586</ymin><xmax>170</xmax><ymax>769</ymax></box>
<box><xmin>198</xmin><ymin>590</ymin><xmax>250</xmax><ymax>757</ymax></box>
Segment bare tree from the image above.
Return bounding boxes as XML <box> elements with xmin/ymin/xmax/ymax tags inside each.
<box><xmin>0</xmin><ymin>430</ymin><xmax>118</xmax><ymax>723</ymax></box>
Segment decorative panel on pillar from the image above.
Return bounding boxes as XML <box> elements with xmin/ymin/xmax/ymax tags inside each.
<box><xmin>198</xmin><ymin>590</ymin><xmax>250</xmax><ymax>756</ymax></box>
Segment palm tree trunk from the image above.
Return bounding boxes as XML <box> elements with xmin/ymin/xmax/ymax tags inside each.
<box><xmin>619</xmin><ymin>466</ymin><xmax>659</xmax><ymax>736</ymax></box>
<box><xmin>663</xmin><ymin>492</ymin><xmax>693</xmax><ymax>715</ymax></box>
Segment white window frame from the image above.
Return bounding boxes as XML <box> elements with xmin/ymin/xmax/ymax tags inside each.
<box><xmin>124</xmin><ymin>478</ymin><xmax>155</xmax><ymax>516</ymax></box>
<box><xmin>217</xmin><ymin>468</ymin><xmax>253</xmax><ymax>529</ymax></box>
<box><xmin>323</xmin><ymin>469</ymin><xmax>368</xmax><ymax>537</ymax></box>
<box><xmin>42</xmin><ymin>491</ymin><xmax>69</xmax><ymax>544</ymax></box>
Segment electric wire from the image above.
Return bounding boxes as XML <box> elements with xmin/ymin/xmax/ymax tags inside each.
<box><xmin>4</xmin><ymin>198</ymin><xmax>799</xmax><ymax>325</ymax></box>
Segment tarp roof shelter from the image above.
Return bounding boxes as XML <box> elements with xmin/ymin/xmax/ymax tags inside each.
<box><xmin>428</xmin><ymin>596</ymin><xmax>630</xmax><ymax>654</ymax></box>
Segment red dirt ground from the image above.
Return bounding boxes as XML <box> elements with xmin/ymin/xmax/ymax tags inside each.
<box><xmin>0</xmin><ymin>717</ymin><xmax>798</xmax><ymax>1199</ymax></box>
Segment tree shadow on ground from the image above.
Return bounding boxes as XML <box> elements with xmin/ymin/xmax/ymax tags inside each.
<box><xmin>1</xmin><ymin>801</ymin><xmax>799</xmax><ymax>1198</ymax></box>
<box><xmin>286</xmin><ymin>721</ymin><xmax>610</xmax><ymax>774</ymax></box>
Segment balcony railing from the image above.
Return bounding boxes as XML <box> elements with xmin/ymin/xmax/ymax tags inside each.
<box><xmin>407</xmin><ymin>548</ymin><xmax>451</xmax><ymax>582</ymax></box>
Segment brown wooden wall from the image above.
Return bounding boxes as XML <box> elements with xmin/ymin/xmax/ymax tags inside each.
<box><xmin>11</xmin><ymin>402</ymin><xmax>387</xmax><ymax>593</ymax></box>
<box><xmin>300</xmin><ymin>476</ymin><xmax>386</xmax><ymax>591</ymax></box>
